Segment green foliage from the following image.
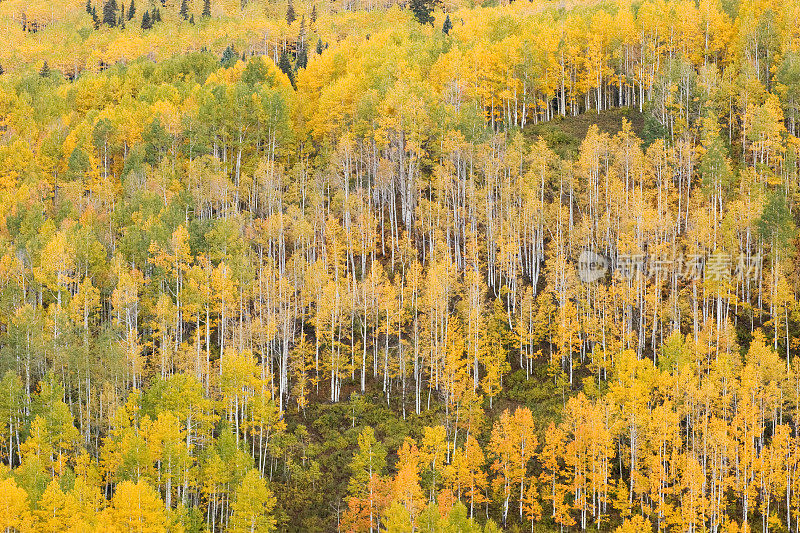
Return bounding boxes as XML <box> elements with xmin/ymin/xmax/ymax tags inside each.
<box><xmin>296</xmin><ymin>47</ymin><xmax>307</xmax><ymax>70</ymax></box>
<box><xmin>758</xmin><ymin>190</ymin><xmax>796</xmax><ymax>254</ymax></box>
<box><xmin>348</xmin><ymin>427</ymin><xmax>386</xmax><ymax>496</ymax></box>
<box><xmin>278</xmin><ymin>51</ymin><xmax>294</xmax><ymax>87</ymax></box>
<box><xmin>242</xmin><ymin>57</ymin><xmax>273</xmax><ymax>86</ymax></box>
<box><xmin>142</xmin><ymin>118</ymin><xmax>170</xmax><ymax>166</ymax></box>
<box><xmin>2</xmin><ymin>1</ymin><xmax>800</xmax><ymax>531</ymax></box>
<box><xmin>221</xmin><ymin>44</ymin><xmax>239</xmax><ymax>67</ymax></box>
<box><xmin>699</xmin><ymin>113</ymin><xmax>735</xmax><ymax>195</ymax></box>
<box><xmin>230</xmin><ymin>469</ymin><xmax>277</xmax><ymax>533</ymax></box>
<box><xmin>410</xmin><ymin>0</ymin><xmax>439</xmax><ymax>25</ymax></box>
<box><xmin>658</xmin><ymin>331</ymin><xmax>689</xmax><ymax>372</ymax></box>
<box><xmin>102</xmin><ymin>0</ymin><xmax>118</xmax><ymax>27</ymax></box>
<box><xmin>641</xmin><ymin>110</ymin><xmax>668</xmax><ymax>146</ymax></box>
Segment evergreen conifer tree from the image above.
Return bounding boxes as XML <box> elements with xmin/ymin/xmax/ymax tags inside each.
<box><xmin>278</xmin><ymin>51</ymin><xmax>294</xmax><ymax>87</ymax></box>
<box><xmin>102</xmin><ymin>0</ymin><xmax>118</xmax><ymax>27</ymax></box>
<box><xmin>297</xmin><ymin>16</ymin><xmax>306</xmax><ymax>56</ymax></box>
<box><xmin>409</xmin><ymin>0</ymin><xmax>437</xmax><ymax>26</ymax></box>
<box><xmin>296</xmin><ymin>47</ymin><xmax>307</xmax><ymax>69</ymax></box>
<box><xmin>221</xmin><ymin>45</ymin><xmax>238</xmax><ymax>66</ymax></box>
<box><xmin>286</xmin><ymin>0</ymin><xmax>296</xmax><ymax>24</ymax></box>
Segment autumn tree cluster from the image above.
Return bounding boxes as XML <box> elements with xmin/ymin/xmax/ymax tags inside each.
<box><xmin>3</xmin><ymin>0</ymin><xmax>800</xmax><ymax>530</ymax></box>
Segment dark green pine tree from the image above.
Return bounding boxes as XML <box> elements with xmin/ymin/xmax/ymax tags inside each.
<box><xmin>315</xmin><ymin>37</ymin><xmax>323</xmax><ymax>55</ymax></box>
<box><xmin>296</xmin><ymin>46</ymin><xmax>307</xmax><ymax>69</ymax></box>
<box><xmin>220</xmin><ymin>44</ymin><xmax>238</xmax><ymax>66</ymax></box>
<box><xmin>179</xmin><ymin>0</ymin><xmax>189</xmax><ymax>20</ymax></box>
<box><xmin>0</xmin><ymin>63</ymin><xmax>4</xmax><ymax>76</ymax></box>
<box><xmin>85</xmin><ymin>0</ymin><xmax>92</xmax><ymax>14</ymax></box>
<box><xmin>442</xmin><ymin>13</ymin><xmax>451</xmax><ymax>34</ymax></box>
<box><xmin>278</xmin><ymin>51</ymin><xmax>295</xmax><ymax>87</ymax></box>
<box><xmin>286</xmin><ymin>0</ymin><xmax>295</xmax><ymax>25</ymax></box>
<box><xmin>40</xmin><ymin>61</ymin><xmax>50</xmax><ymax>77</ymax></box>
<box><xmin>91</xmin><ymin>6</ymin><xmax>99</xmax><ymax>28</ymax></box>
<box><xmin>297</xmin><ymin>16</ymin><xmax>306</xmax><ymax>51</ymax></box>
<box><xmin>310</xmin><ymin>4</ymin><xmax>316</xmax><ymax>24</ymax></box>
<box><xmin>102</xmin><ymin>0</ymin><xmax>118</xmax><ymax>27</ymax></box>
<box><xmin>409</xmin><ymin>0</ymin><xmax>436</xmax><ymax>26</ymax></box>
<box><xmin>119</xmin><ymin>3</ymin><xmax>125</xmax><ymax>26</ymax></box>
<box><xmin>128</xmin><ymin>0</ymin><xmax>135</xmax><ymax>19</ymax></box>
<box><xmin>153</xmin><ymin>7</ymin><xmax>162</xmax><ymax>22</ymax></box>
<box><xmin>296</xmin><ymin>16</ymin><xmax>307</xmax><ymax>67</ymax></box>
<box><xmin>202</xmin><ymin>0</ymin><xmax>211</xmax><ymax>17</ymax></box>
<box><xmin>189</xmin><ymin>14</ymin><xmax>194</xmax><ymax>23</ymax></box>
<box><xmin>141</xmin><ymin>9</ymin><xmax>151</xmax><ymax>28</ymax></box>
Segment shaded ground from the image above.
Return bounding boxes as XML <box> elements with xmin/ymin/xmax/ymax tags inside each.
<box><xmin>524</xmin><ymin>106</ymin><xmax>649</xmax><ymax>159</ymax></box>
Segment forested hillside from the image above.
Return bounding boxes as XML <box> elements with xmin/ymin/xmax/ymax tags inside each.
<box><xmin>2</xmin><ymin>0</ymin><xmax>800</xmax><ymax>530</ymax></box>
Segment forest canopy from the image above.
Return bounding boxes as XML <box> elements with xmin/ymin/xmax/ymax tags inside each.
<box><xmin>2</xmin><ymin>0</ymin><xmax>800</xmax><ymax>531</ymax></box>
